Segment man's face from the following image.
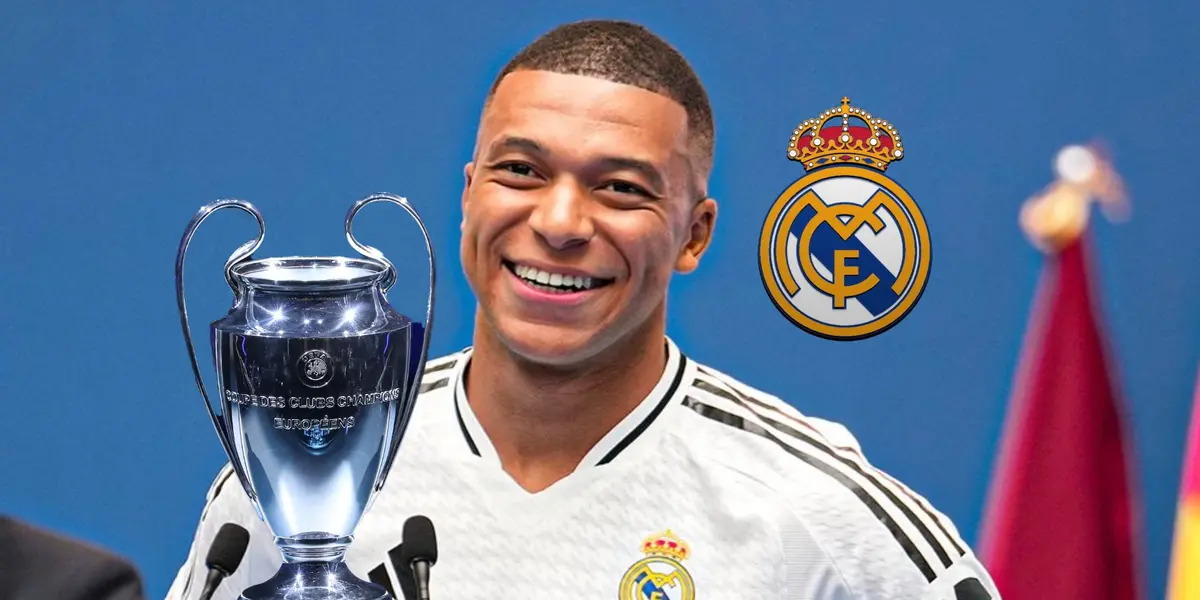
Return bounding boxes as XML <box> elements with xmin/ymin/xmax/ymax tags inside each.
<box><xmin>460</xmin><ymin>70</ymin><xmax>716</xmax><ymax>366</ymax></box>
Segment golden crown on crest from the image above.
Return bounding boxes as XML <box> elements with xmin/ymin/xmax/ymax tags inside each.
<box><xmin>787</xmin><ymin>96</ymin><xmax>905</xmax><ymax>172</ymax></box>
<box><xmin>640</xmin><ymin>530</ymin><xmax>691</xmax><ymax>561</ymax></box>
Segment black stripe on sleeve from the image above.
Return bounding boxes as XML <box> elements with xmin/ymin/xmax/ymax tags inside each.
<box><xmin>424</xmin><ymin>359</ymin><xmax>456</xmax><ymax>375</ymax></box>
<box><xmin>682</xmin><ymin>396</ymin><xmax>939</xmax><ymax>583</ymax></box>
<box><xmin>419</xmin><ymin>378</ymin><xmax>449</xmax><ymax>394</ymax></box>
<box><xmin>692</xmin><ymin>375</ymin><xmax>966</xmax><ymax>563</ymax></box>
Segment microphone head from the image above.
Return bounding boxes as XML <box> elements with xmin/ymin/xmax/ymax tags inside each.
<box><xmin>399</xmin><ymin>515</ymin><xmax>438</xmax><ymax>565</ymax></box>
<box><xmin>205</xmin><ymin>523</ymin><xmax>250</xmax><ymax>576</ymax></box>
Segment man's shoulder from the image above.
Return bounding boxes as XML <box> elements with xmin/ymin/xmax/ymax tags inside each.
<box><xmin>677</xmin><ymin>361</ymin><xmax>991</xmax><ymax>597</ymax></box>
<box><xmin>0</xmin><ymin>516</ymin><xmax>146</xmax><ymax>600</ymax></box>
<box><xmin>676</xmin><ymin>360</ymin><xmax>870</xmax><ymax>471</ymax></box>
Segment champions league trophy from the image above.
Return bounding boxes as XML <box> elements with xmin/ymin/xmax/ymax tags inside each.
<box><xmin>175</xmin><ymin>193</ymin><xmax>435</xmax><ymax>599</ymax></box>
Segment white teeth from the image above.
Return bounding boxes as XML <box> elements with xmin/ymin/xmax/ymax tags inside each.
<box><xmin>511</xmin><ymin>263</ymin><xmax>599</xmax><ymax>290</ymax></box>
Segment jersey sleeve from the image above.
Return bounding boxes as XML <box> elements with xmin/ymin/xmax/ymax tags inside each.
<box><xmin>163</xmin><ymin>465</ymin><xmax>282</xmax><ymax>600</ymax></box>
<box><xmin>920</xmin><ymin>551</ymin><xmax>1003</xmax><ymax>599</ymax></box>
<box><xmin>788</xmin><ymin>419</ymin><xmax>1003</xmax><ymax>599</ymax></box>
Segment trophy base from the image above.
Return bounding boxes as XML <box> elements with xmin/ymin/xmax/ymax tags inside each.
<box><xmin>239</xmin><ymin>561</ymin><xmax>391</xmax><ymax>600</ymax></box>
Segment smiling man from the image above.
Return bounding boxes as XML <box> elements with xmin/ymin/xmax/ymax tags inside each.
<box><xmin>167</xmin><ymin>19</ymin><xmax>1000</xmax><ymax>600</ymax></box>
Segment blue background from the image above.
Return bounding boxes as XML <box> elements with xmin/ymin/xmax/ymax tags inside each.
<box><xmin>2</xmin><ymin>1</ymin><xmax>1198</xmax><ymax>598</ymax></box>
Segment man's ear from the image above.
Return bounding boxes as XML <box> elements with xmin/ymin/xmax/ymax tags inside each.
<box><xmin>461</xmin><ymin>162</ymin><xmax>475</xmax><ymax>230</ymax></box>
<box><xmin>675</xmin><ymin>198</ymin><xmax>718</xmax><ymax>274</ymax></box>
<box><xmin>462</xmin><ymin>163</ymin><xmax>475</xmax><ymax>209</ymax></box>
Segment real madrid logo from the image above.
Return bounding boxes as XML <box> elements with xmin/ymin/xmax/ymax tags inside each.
<box><xmin>759</xmin><ymin>97</ymin><xmax>931</xmax><ymax>340</ymax></box>
<box><xmin>618</xmin><ymin>530</ymin><xmax>695</xmax><ymax>600</ymax></box>
<box><xmin>297</xmin><ymin>349</ymin><xmax>334</xmax><ymax>389</ymax></box>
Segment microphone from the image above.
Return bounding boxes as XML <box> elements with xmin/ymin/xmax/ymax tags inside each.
<box><xmin>399</xmin><ymin>516</ymin><xmax>438</xmax><ymax>600</ymax></box>
<box><xmin>197</xmin><ymin>523</ymin><xmax>250</xmax><ymax>600</ymax></box>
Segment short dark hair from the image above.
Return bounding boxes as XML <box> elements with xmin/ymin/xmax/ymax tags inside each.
<box><xmin>487</xmin><ymin>19</ymin><xmax>715</xmax><ymax>189</ymax></box>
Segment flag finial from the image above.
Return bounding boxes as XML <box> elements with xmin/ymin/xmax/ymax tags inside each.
<box><xmin>1019</xmin><ymin>142</ymin><xmax>1130</xmax><ymax>253</ymax></box>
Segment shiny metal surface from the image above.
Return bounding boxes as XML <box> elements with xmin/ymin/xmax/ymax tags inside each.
<box><xmin>175</xmin><ymin>193</ymin><xmax>435</xmax><ymax>600</ymax></box>
<box><xmin>175</xmin><ymin>198</ymin><xmax>266</xmax><ymax>503</ymax></box>
<box><xmin>239</xmin><ymin>563</ymin><xmax>389</xmax><ymax>600</ymax></box>
<box><xmin>345</xmin><ymin>193</ymin><xmax>436</xmax><ymax>496</ymax></box>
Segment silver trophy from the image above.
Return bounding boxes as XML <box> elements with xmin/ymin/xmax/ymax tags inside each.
<box><xmin>175</xmin><ymin>193</ymin><xmax>435</xmax><ymax>599</ymax></box>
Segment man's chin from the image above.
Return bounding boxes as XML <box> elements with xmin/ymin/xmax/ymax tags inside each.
<box><xmin>496</xmin><ymin>320</ymin><xmax>607</xmax><ymax>368</ymax></box>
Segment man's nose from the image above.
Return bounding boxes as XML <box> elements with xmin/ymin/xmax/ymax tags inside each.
<box><xmin>528</xmin><ymin>183</ymin><xmax>595</xmax><ymax>250</ymax></box>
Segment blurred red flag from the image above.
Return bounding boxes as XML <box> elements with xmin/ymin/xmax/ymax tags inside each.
<box><xmin>978</xmin><ymin>233</ymin><xmax>1143</xmax><ymax>599</ymax></box>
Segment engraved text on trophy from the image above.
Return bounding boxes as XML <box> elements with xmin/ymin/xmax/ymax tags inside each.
<box><xmin>214</xmin><ymin>327</ymin><xmax>411</xmax><ymax>539</ymax></box>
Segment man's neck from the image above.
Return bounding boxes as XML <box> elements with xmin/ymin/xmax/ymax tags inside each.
<box><xmin>463</xmin><ymin>314</ymin><xmax>668</xmax><ymax>493</ymax></box>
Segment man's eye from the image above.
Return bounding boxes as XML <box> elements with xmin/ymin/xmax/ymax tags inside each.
<box><xmin>500</xmin><ymin>163</ymin><xmax>536</xmax><ymax>177</ymax></box>
<box><xmin>604</xmin><ymin>181</ymin><xmax>649</xmax><ymax>196</ymax></box>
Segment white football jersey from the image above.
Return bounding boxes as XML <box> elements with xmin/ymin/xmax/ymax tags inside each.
<box><xmin>165</xmin><ymin>337</ymin><xmax>1000</xmax><ymax>600</ymax></box>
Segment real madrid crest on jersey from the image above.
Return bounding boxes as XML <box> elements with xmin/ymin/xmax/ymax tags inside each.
<box><xmin>759</xmin><ymin>97</ymin><xmax>931</xmax><ymax>340</ymax></box>
<box><xmin>619</xmin><ymin>530</ymin><xmax>696</xmax><ymax>600</ymax></box>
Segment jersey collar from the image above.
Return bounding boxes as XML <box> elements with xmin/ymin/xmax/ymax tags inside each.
<box><xmin>449</xmin><ymin>336</ymin><xmax>690</xmax><ymax>467</ymax></box>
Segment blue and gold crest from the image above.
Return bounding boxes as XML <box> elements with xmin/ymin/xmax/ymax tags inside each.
<box><xmin>619</xmin><ymin>530</ymin><xmax>696</xmax><ymax>600</ymax></box>
<box><xmin>759</xmin><ymin>97</ymin><xmax>932</xmax><ymax>341</ymax></box>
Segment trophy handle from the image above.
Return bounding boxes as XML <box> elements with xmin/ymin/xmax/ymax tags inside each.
<box><xmin>175</xmin><ymin>198</ymin><xmax>265</xmax><ymax>500</ymax></box>
<box><xmin>344</xmin><ymin>193</ymin><xmax>436</xmax><ymax>492</ymax></box>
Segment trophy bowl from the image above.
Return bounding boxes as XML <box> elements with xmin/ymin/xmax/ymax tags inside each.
<box><xmin>175</xmin><ymin>194</ymin><xmax>435</xmax><ymax>600</ymax></box>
